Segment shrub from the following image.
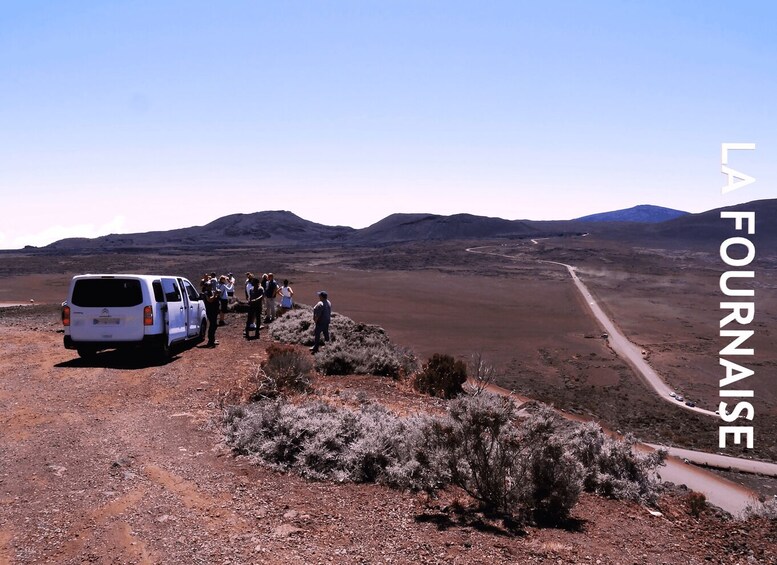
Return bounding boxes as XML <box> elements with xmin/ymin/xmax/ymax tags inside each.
<box><xmin>428</xmin><ymin>395</ymin><xmax>583</xmax><ymax>524</ymax></box>
<box><xmin>685</xmin><ymin>491</ymin><xmax>707</xmax><ymax>517</ymax></box>
<box><xmin>269</xmin><ymin>307</ymin><xmax>418</xmax><ymax>377</ymax></box>
<box><xmin>223</xmin><ymin>398</ymin><xmax>441</xmax><ymax>490</ymax></box>
<box><xmin>259</xmin><ymin>343</ymin><xmax>314</xmax><ymax>395</ymax></box>
<box><xmin>413</xmin><ymin>353</ymin><xmax>468</xmax><ymax>399</ymax></box>
<box><xmin>519</xmin><ymin>405</ymin><xmax>585</xmax><ymax>524</ymax></box>
<box><xmin>224</xmin><ymin>394</ymin><xmax>666</xmax><ymax>526</ymax></box>
<box><xmin>465</xmin><ymin>352</ymin><xmax>498</xmax><ymax>396</ymax></box>
<box><xmin>430</xmin><ymin>393</ymin><xmax>526</xmax><ymax>516</ymax></box>
<box><xmin>566</xmin><ymin>422</ymin><xmax>666</xmax><ymax>504</ymax></box>
<box><xmin>743</xmin><ymin>497</ymin><xmax>777</xmax><ymax>520</ymax></box>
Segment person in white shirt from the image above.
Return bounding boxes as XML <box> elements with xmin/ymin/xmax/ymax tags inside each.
<box><xmin>279</xmin><ymin>279</ymin><xmax>294</xmax><ymax>310</ymax></box>
<box><xmin>217</xmin><ymin>276</ymin><xmax>230</xmax><ymax>326</ymax></box>
<box><xmin>244</xmin><ymin>272</ymin><xmax>254</xmax><ymax>301</ymax></box>
<box><xmin>226</xmin><ymin>272</ymin><xmax>236</xmax><ymax>304</ymax></box>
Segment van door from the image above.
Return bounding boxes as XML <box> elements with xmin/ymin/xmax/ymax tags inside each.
<box><xmin>160</xmin><ymin>278</ymin><xmax>187</xmax><ymax>343</ymax></box>
<box><xmin>180</xmin><ymin>278</ymin><xmax>202</xmax><ymax>338</ymax></box>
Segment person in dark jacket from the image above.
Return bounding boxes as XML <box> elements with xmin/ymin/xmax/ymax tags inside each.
<box><xmin>203</xmin><ymin>285</ymin><xmax>220</xmax><ymax>347</ymax></box>
<box><xmin>311</xmin><ymin>291</ymin><xmax>331</xmax><ymax>353</ymax></box>
<box><xmin>245</xmin><ymin>278</ymin><xmax>263</xmax><ymax>340</ymax></box>
<box><xmin>264</xmin><ymin>273</ymin><xmax>279</xmax><ymax>322</ymax></box>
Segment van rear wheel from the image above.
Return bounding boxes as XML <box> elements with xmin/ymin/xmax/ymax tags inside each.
<box><xmin>76</xmin><ymin>347</ymin><xmax>97</xmax><ymax>359</ymax></box>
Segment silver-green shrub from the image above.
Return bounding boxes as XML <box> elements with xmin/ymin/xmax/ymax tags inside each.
<box><xmin>743</xmin><ymin>497</ymin><xmax>777</xmax><ymax>520</ymax></box>
<box><xmin>566</xmin><ymin>421</ymin><xmax>666</xmax><ymax>504</ymax></box>
<box><xmin>223</xmin><ymin>399</ymin><xmax>440</xmax><ymax>490</ymax></box>
<box><xmin>431</xmin><ymin>396</ymin><xmax>583</xmax><ymax>523</ymax></box>
<box><xmin>224</xmin><ymin>393</ymin><xmax>666</xmax><ymax>525</ymax></box>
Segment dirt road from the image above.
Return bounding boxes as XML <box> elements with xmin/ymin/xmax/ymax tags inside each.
<box><xmin>539</xmin><ymin>260</ymin><xmax>717</xmax><ymax>417</ymax></box>
<box><xmin>465</xmin><ymin>246</ymin><xmax>769</xmax><ymax>513</ymax></box>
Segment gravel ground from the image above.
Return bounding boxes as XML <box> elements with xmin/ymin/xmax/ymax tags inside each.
<box><xmin>0</xmin><ymin>306</ymin><xmax>775</xmax><ymax>564</ymax></box>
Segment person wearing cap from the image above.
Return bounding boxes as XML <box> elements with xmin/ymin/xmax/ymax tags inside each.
<box><xmin>311</xmin><ymin>291</ymin><xmax>331</xmax><ymax>353</ymax></box>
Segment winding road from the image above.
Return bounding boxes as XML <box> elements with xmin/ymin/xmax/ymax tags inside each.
<box><xmin>465</xmin><ymin>244</ymin><xmax>777</xmax><ymax>515</ymax></box>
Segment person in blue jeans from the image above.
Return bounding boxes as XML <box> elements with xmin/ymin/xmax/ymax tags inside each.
<box><xmin>203</xmin><ymin>286</ymin><xmax>220</xmax><ymax>347</ymax></box>
<box><xmin>244</xmin><ymin>278</ymin><xmax>263</xmax><ymax>340</ymax></box>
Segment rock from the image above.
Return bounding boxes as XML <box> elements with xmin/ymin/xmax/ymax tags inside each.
<box><xmin>272</xmin><ymin>524</ymin><xmax>303</xmax><ymax>538</ymax></box>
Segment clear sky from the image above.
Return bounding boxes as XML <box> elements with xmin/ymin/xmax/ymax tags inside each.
<box><xmin>2</xmin><ymin>1</ymin><xmax>775</xmax><ymax>249</ymax></box>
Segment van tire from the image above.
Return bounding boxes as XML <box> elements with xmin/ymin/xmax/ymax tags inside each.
<box><xmin>76</xmin><ymin>347</ymin><xmax>97</xmax><ymax>359</ymax></box>
<box><xmin>155</xmin><ymin>337</ymin><xmax>171</xmax><ymax>364</ymax></box>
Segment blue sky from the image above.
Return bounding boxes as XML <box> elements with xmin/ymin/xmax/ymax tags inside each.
<box><xmin>1</xmin><ymin>1</ymin><xmax>774</xmax><ymax>248</ymax></box>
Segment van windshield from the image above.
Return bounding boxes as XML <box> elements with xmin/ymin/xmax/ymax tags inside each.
<box><xmin>71</xmin><ymin>279</ymin><xmax>143</xmax><ymax>308</ymax></box>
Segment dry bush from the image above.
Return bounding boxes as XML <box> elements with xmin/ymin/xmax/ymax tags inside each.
<box><xmin>259</xmin><ymin>343</ymin><xmax>313</xmax><ymax>395</ymax></box>
<box><xmin>519</xmin><ymin>405</ymin><xmax>586</xmax><ymax>524</ymax></box>
<box><xmin>465</xmin><ymin>352</ymin><xmax>498</xmax><ymax>396</ymax></box>
<box><xmin>429</xmin><ymin>396</ymin><xmax>583</xmax><ymax>524</ymax></box>
<box><xmin>743</xmin><ymin>497</ymin><xmax>777</xmax><ymax>520</ymax></box>
<box><xmin>685</xmin><ymin>491</ymin><xmax>707</xmax><ymax>517</ymax></box>
<box><xmin>413</xmin><ymin>353</ymin><xmax>468</xmax><ymax>399</ymax></box>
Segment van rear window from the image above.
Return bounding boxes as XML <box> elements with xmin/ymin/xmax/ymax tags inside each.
<box><xmin>71</xmin><ymin>279</ymin><xmax>143</xmax><ymax>307</ymax></box>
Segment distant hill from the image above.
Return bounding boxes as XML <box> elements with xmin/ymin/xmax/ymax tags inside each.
<box><xmin>44</xmin><ymin>211</ymin><xmax>355</xmax><ymax>251</ymax></box>
<box><xmin>586</xmin><ymin>199</ymin><xmax>776</xmax><ymax>253</ymax></box>
<box><xmin>352</xmin><ymin>213</ymin><xmax>539</xmax><ymax>244</ymax></box>
<box><xmin>34</xmin><ymin>200</ymin><xmax>775</xmax><ymax>252</ymax></box>
<box><xmin>644</xmin><ymin>199</ymin><xmax>776</xmax><ymax>248</ymax></box>
<box><xmin>574</xmin><ymin>205</ymin><xmax>689</xmax><ymax>223</ymax></box>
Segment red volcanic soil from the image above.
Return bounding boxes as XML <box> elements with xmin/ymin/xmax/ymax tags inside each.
<box><xmin>1</xmin><ymin>306</ymin><xmax>776</xmax><ymax>564</ymax></box>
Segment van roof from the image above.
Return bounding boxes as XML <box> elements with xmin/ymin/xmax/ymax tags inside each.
<box><xmin>71</xmin><ymin>274</ymin><xmax>185</xmax><ymax>280</ymax></box>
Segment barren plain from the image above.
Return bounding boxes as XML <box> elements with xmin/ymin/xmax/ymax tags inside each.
<box><xmin>1</xmin><ymin>233</ymin><xmax>776</xmax><ymax>563</ymax></box>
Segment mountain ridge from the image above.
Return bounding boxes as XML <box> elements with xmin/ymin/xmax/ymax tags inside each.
<box><xmin>30</xmin><ymin>200</ymin><xmax>775</xmax><ymax>251</ymax></box>
<box><xmin>573</xmin><ymin>204</ymin><xmax>689</xmax><ymax>223</ymax></box>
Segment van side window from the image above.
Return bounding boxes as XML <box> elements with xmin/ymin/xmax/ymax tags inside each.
<box><xmin>161</xmin><ymin>278</ymin><xmax>182</xmax><ymax>303</ymax></box>
<box><xmin>183</xmin><ymin>280</ymin><xmax>200</xmax><ymax>302</ymax></box>
<box><xmin>152</xmin><ymin>281</ymin><xmax>165</xmax><ymax>303</ymax></box>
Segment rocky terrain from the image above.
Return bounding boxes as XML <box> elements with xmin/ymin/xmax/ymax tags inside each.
<box><xmin>1</xmin><ymin>305</ymin><xmax>775</xmax><ymax>564</ymax></box>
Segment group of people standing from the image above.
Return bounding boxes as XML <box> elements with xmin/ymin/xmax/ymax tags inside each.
<box><xmin>198</xmin><ymin>270</ymin><xmax>329</xmax><ymax>351</ymax></box>
<box><xmin>200</xmin><ymin>272</ymin><xmax>236</xmax><ymax>346</ymax></box>
<box><xmin>243</xmin><ymin>272</ymin><xmax>295</xmax><ymax>339</ymax></box>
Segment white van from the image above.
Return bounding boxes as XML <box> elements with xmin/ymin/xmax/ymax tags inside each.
<box><xmin>62</xmin><ymin>274</ymin><xmax>207</xmax><ymax>361</ymax></box>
